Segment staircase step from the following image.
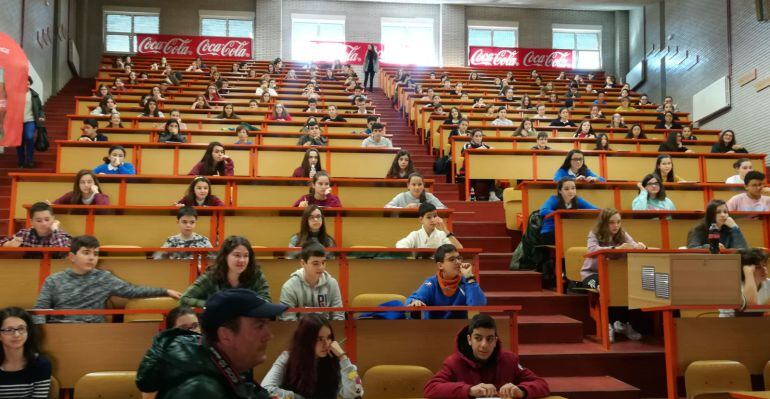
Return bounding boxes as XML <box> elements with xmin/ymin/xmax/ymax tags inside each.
<box><xmin>456</xmin><ymin>236</ymin><xmax>512</xmax><ymax>252</ymax></box>
<box><xmin>452</xmin><ymin>221</ymin><xmax>509</xmax><ymax>236</ymax></box>
<box><xmin>518</xmin><ymin>315</ymin><xmax>584</xmax><ymax>344</ymax></box>
<box><xmin>479</xmin><ymin>252</ymin><xmax>515</xmax><ymax>270</ymax></box>
<box><xmin>543</xmin><ymin>376</ymin><xmax>640</xmax><ymax>399</ymax></box>
<box><xmin>485</xmin><ymin>290</ymin><xmax>591</xmax><ymax>330</ymax></box>
<box><xmin>479</xmin><ymin>270</ymin><xmax>541</xmax><ymax>292</ymax></box>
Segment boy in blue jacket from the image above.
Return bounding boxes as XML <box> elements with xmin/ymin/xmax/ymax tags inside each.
<box><xmin>407</xmin><ymin>244</ymin><xmax>486</xmax><ymax>319</ymax></box>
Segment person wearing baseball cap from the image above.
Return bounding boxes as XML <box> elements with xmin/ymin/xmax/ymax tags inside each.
<box><xmin>136</xmin><ymin>289</ymin><xmax>288</xmax><ymax>398</ymax></box>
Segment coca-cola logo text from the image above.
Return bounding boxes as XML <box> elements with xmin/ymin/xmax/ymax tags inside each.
<box><xmin>135</xmin><ymin>34</ymin><xmax>252</xmax><ymax>59</ymax></box>
<box><xmin>469</xmin><ymin>46</ymin><xmax>574</xmax><ymax>70</ymax></box>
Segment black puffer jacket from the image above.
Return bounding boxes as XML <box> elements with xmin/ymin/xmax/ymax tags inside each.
<box><xmin>135</xmin><ymin>328</ymin><xmax>271</xmax><ymax>399</ymax></box>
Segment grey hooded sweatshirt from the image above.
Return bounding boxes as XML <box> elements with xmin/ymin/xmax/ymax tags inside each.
<box><xmin>278</xmin><ymin>268</ymin><xmax>345</xmax><ymax>321</ymax></box>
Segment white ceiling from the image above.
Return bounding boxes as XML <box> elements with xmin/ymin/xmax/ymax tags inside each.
<box><xmin>336</xmin><ymin>0</ymin><xmax>652</xmax><ymax>11</ymax></box>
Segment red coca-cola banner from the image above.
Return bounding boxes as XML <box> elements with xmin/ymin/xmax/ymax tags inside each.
<box><xmin>468</xmin><ymin>46</ymin><xmax>574</xmax><ymax>70</ymax></box>
<box><xmin>135</xmin><ymin>34</ymin><xmax>252</xmax><ymax>60</ymax></box>
<box><xmin>0</xmin><ymin>32</ymin><xmax>30</xmax><ymax>147</ymax></box>
<box><xmin>309</xmin><ymin>41</ymin><xmax>383</xmax><ymax>65</ymax></box>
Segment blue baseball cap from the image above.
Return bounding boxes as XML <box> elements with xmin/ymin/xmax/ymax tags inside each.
<box><xmin>201</xmin><ymin>289</ymin><xmax>288</xmax><ymax>331</ymax></box>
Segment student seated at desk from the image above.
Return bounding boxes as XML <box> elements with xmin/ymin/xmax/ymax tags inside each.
<box><xmin>531</xmin><ymin>132</ymin><xmax>552</xmax><ymax>150</ymax></box>
<box><xmin>491</xmin><ymin>107</ymin><xmax>514</xmax><ymax>127</ymax></box>
<box><xmin>681</xmin><ymin>125</ymin><xmax>697</xmax><ymax>141</ymax></box>
<box><xmin>288</xmin><ymin>205</ymin><xmax>336</xmax><ymax>259</ymax></box>
<box><xmin>711</xmin><ymin>129</ymin><xmax>748</xmax><ymax>154</ymax></box>
<box><xmin>188</xmin><ymin>142</ymin><xmax>234</xmax><ymax>176</ymax></box>
<box><xmin>321</xmin><ymin>104</ymin><xmax>347</xmax><ymax>122</ymax></box>
<box><xmin>168</xmin><ymin>109</ymin><xmax>188</xmax><ymax>130</ymax></box>
<box><xmin>190</xmin><ymin>94</ymin><xmax>211</xmax><ymax>110</ymax></box>
<box><xmin>655</xmin><ymin>111</ymin><xmax>683</xmax><ymax>130</ymax></box>
<box><xmin>175</xmin><ymin>176</ymin><xmax>224</xmax><ymax>207</ymax></box>
<box><xmin>0</xmin><ymin>307</ymin><xmax>52</xmax><ymax>397</ymax></box>
<box><xmin>53</xmin><ymin>169</ymin><xmax>110</xmax><ymax>206</ymax></box>
<box><xmin>33</xmin><ymin>235</ymin><xmax>181</xmax><ymax>323</ymax></box>
<box><xmin>297</xmin><ymin>122</ymin><xmax>328</xmax><ymax>147</ymax></box>
<box><xmin>90</xmin><ymin>96</ymin><xmax>118</xmax><ymax>116</ymax></box>
<box><xmin>726</xmin><ymin>158</ymin><xmax>753</xmax><ymax>184</ymax></box>
<box><xmin>406</xmin><ymin>244</ymin><xmax>486</xmax><ymax>319</ymax></box>
<box><xmin>214</xmin><ymin>103</ymin><xmax>240</xmax><ymax>120</ymax></box>
<box><xmin>719</xmin><ymin>248</ymin><xmax>770</xmax><ymax>317</ymax></box>
<box><xmin>158</xmin><ymin>119</ymin><xmax>186</xmax><ymax>143</ymax></box>
<box><xmin>726</xmin><ymin>171</ymin><xmax>770</xmax><ymax>212</ymax></box>
<box><xmin>625</xmin><ymin>123</ymin><xmax>647</xmax><ymax>139</ymax></box>
<box><xmin>574</xmin><ymin>119</ymin><xmax>597</xmax><ymax>139</ymax></box>
<box><xmin>513</xmin><ymin>117</ymin><xmax>537</xmax><ymax>137</ymax></box>
<box><xmin>553</xmin><ymin>150</ymin><xmax>604</xmax><ymax>182</ymax></box>
<box><xmin>180</xmin><ymin>235</ymin><xmax>271</xmax><ymax>307</ymax></box>
<box><xmin>293</xmin><ymin>172</ymin><xmax>342</xmax><ymax>208</ymax></box>
<box><xmin>278</xmin><ymin>243</ymin><xmax>344</xmax><ymax>321</ymax></box>
<box><xmin>93</xmin><ymin>145</ymin><xmax>136</xmax><ymax>175</ymax></box>
<box><xmin>360</xmin><ymin>123</ymin><xmax>392</xmax><ymax>148</ymax></box>
<box><xmin>262</xmin><ymin>314</ymin><xmax>363</xmax><ymax>399</ymax></box>
<box><xmin>0</xmin><ymin>202</ymin><xmax>71</xmax><ymax>256</ymax></box>
<box><xmin>293</xmin><ymin>148</ymin><xmax>324</xmax><ymax>178</ymax></box>
<box><xmin>386</xmin><ymin>150</ymin><xmax>416</xmax><ymax>179</ymax></box>
<box><xmin>424</xmin><ymin>314</ymin><xmax>550</xmax><ymax>399</ymax></box>
<box><xmin>233</xmin><ymin>125</ymin><xmax>253</xmax><ymax>145</ymax></box>
<box><xmin>385</xmin><ymin>172</ymin><xmax>446</xmax><ymax>209</ymax></box>
<box><xmin>549</xmin><ymin>107</ymin><xmax>576</xmax><ymax>127</ymax></box>
<box><xmin>540</xmin><ymin>177</ymin><xmax>599</xmax><ymax>245</ymax></box>
<box><xmin>632</xmin><ymin>174</ymin><xmax>676</xmax><ymax>210</ymax></box>
<box><xmin>580</xmin><ymin>208</ymin><xmax>646</xmax><ymax>342</ymax></box>
<box><xmin>139</xmin><ymin>99</ymin><xmax>164</xmax><ymax>118</ymax></box>
<box><xmin>154</xmin><ymin>206</ymin><xmax>215</xmax><ymax>260</ymax></box>
<box><xmin>268</xmin><ymin>103</ymin><xmax>292</xmax><ymax>121</ymax></box>
<box><xmin>687</xmin><ymin>199</ymin><xmax>748</xmax><ymax>250</ymax></box>
<box><xmin>653</xmin><ymin>154</ymin><xmax>686</xmax><ymax>183</ymax></box>
<box><xmin>658</xmin><ymin>131</ymin><xmax>692</xmax><ymax>153</ymax></box>
<box><xmin>396</xmin><ymin>203</ymin><xmax>463</xmax><ymax>250</ymax></box>
<box><xmin>78</xmin><ymin>118</ymin><xmax>108</xmax><ymax>142</ymax></box>
<box><xmin>104</xmin><ymin>112</ymin><xmax>124</xmax><ymax>129</ymax></box>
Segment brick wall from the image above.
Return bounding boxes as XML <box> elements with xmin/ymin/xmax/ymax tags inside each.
<box><xmin>441</xmin><ymin>4</ymin><xmax>466</xmax><ymax>66</ymax></box>
<box><xmin>254</xmin><ymin>0</ymin><xmax>282</xmax><ymax>59</ymax></box>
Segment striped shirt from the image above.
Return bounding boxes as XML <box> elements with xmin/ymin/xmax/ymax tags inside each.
<box><xmin>0</xmin><ymin>355</ymin><xmax>51</xmax><ymax>398</ymax></box>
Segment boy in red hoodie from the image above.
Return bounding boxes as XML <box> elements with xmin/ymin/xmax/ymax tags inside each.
<box><xmin>424</xmin><ymin>314</ymin><xmax>550</xmax><ymax>398</ymax></box>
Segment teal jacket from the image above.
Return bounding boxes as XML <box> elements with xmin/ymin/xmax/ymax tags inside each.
<box><xmin>136</xmin><ymin>329</ymin><xmax>272</xmax><ymax>399</ymax></box>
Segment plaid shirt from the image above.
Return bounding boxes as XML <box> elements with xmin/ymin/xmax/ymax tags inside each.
<box><xmin>0</xmin><ymin>228</ymin><xmax>71</xmax><ymax>248</ymax></box>
<box><xmin>153</xmin><ymin>233</ymin><xmax>215</xmax><ymax>260</ymax></box>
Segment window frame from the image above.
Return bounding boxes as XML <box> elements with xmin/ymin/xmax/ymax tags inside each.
<box><xmin>467</xmin><ymin>22</ymin><xmax>519</xmax><ymax>49</ymax></box>
<box><xmin>380</xmin><ymin>17</ymin><xmax>437</xmax><ymax>66</ymax></box>
<box><xmin>551</xmin><ymin>24</ymin><xmax>603</xmax><ymax>70</ymax></box>
<box><xmin>199</xmin><ymin>10</ymin><xmax>255</xmax><ymax>38</ymax></box>
<box><xmin>290</xmin><ymin>14</ymin><xmax>347</xmax><ymax>62</ymax></box>
<box><xmin>102</xmin><ymin>7</ymin><xmax>160</xmax><ymax>54</ymax></box>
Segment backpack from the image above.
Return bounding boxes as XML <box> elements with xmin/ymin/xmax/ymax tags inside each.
<box><xmin>433</xmin><ymin>155</ymin><xmax>451</xmax><ymax>175</ymax></box>
<box><xmin>510</xmin><ymin>211</ymin><xmax>556</xmax><ymax>286</ymax></box>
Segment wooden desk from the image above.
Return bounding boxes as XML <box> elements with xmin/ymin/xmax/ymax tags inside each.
<box><xmin>731</xmin><ymin>392</ymin><xmax>770</xmax><ymax>399</ymax></box>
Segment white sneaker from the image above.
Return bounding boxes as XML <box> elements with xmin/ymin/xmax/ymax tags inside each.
<box><xmin>608</xmin><ymin>323</ymin><xmax>615</xmax><ymax>344</ymax></box>
<box><xmin>488</xmin><ymin>191</ymin><xmax>501</xmax><ymax>202</ymax></box>
<box><xmin>613</xmin><ymin>321</ymin><xmax>642</xmax><ymax>341</ymax></box>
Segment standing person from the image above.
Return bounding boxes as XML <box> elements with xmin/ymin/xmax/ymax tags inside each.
<box><xmin>406</xmin><ymin>244</ymin><xmax>486</xmax><ymax>319</ymax></box>
<box><xmin>424</xmin><ymin>314</ymin><xmax>550</xmax><ymax>399</ymax></box>
<box><xmin>17</xmin><ymin>77</ymin><xmax>46</xmax><ymax>168</ymax></box>
<box><xmin>136</xmin><ymin>289</ymin><xmax>288</xmax><ymax>398</ymax></box>
<box><xmin>278</xmin><ymin>243</ymin><xmax>344</xmax><ymax>321</ymax></box>
<box><xmin>261</xmin><ymin>314</ymin><xmax>364</xmax><ymax>399</ymax></box>
<box><xmin>179</xmin><ymin>236</ymin><xmax>272</xmax><ymax>307</ymax></box>
<box><xmin>0</xmin><ymin>307</ymin><xmax>52</xmax><ymax>398</ymax></box>
<box><xmin>363</xmin><ymin>44</ymin><xmax>378</xmax><ymax>92</ymax></box>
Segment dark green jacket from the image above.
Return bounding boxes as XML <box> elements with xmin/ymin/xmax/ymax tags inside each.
<box><xmin>136</xmin><ymin>329</ymin><xmax>272</xmax><ymax>399</ymax></box>
<box><xmin>179</xmin><ymin>270</ymin><xmax>271</xmax><ymax>308</ymax></box>
<box><xmin>29</xmin><ymin>89</ymin><xmax>45</xmax><ymax>127</ymax></box>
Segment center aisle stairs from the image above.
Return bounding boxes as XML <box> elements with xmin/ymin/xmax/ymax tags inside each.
<box><xmin>369</xmin><ymin>88</ymin><xmax>667</xmax><ymax>399</ymax></box>
<box><xmin>0</xmin><ymin>78</ymin><xmax>94</xmax><ymax>235</ymax></box>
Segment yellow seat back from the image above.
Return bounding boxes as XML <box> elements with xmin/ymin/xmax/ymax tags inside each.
<box><xmin>73</xmin><ymin>371</ymin><xmax>141</xmax><ymax>399</ymax></box>
<box><xmin>684</xmin><ymin>360</ymin><xmax>751</xmax><ymax>399</ymax></box>
<box><xmin>565</xmin><ymin>246</ymin><xmax>588</xmax><ymax>282</ymax></box>
<box><xmin>351</xmin><ymin>293</ymin><xmax>407</xmax><ymax>307</ymax></box>
<box><xmin>50</xmin><ymin>376</ymin><xmax>60</xmax><ymax>399</ymax></box>
<box><xmin>363</xmin><ymin>365</ymin><xmax>433</xmax><ymax>399</ymax></box>
<box><xmin>124</xmin><ymin>297</ymin><xmax>179</xmax><ymax>323</ymax></box>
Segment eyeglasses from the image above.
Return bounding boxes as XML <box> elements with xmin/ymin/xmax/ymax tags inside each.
<box><xmin>571</xmin><ymin>158</ymin><xmax>584</xmax><ymax>162</ymax></box>
<box><xmin>0</xmin><ymin>326</ymin><xmax>28</xmax><ymax>336</ymax></box>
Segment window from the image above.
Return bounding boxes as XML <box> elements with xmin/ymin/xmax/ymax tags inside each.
<box><xmin>552</xmin><ymin>25</ymin><xmax>602</xmax><ymax>69</ymax></box>
<box><xmin>201</xmin><ymin>18</ymin><xmax>253</xmax><ymax>38</ymax></box>
<box><xmin>381</xmin><ymin>18</ymin><xmax>435</xmax><ymax>66</ymax></box>
<box><xmin>104</xmin><ymin>10</ymin><xmax>159</xmax><ymax>53</ymax></box>
<box><xmin>468</xmin><ymin>26</ymin><xmax>517</xmax><ymax>48</ymax></box>
<box><xmin>291</xmin><ymin>15</ymin><xmax>346</xmax><ymax>62</ymax></box>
